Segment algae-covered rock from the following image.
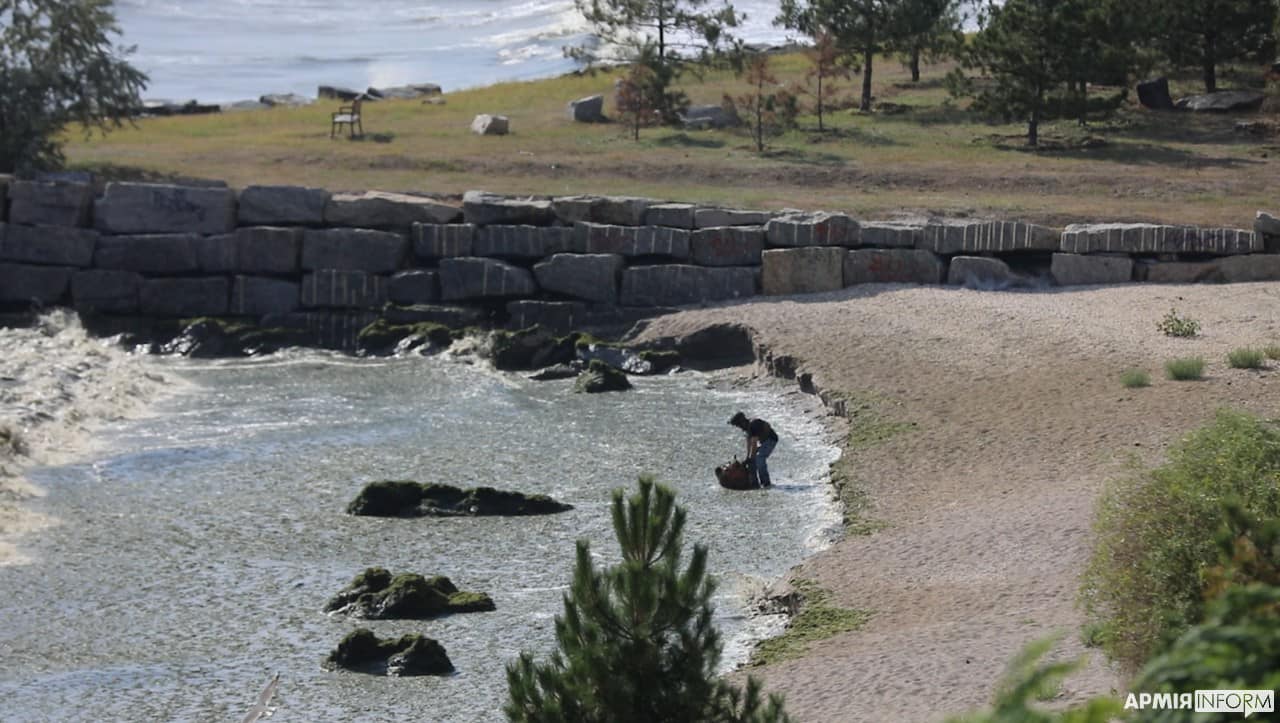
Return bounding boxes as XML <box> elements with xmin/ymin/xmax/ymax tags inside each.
<box><xmin>489</xmin><ymin>325</ymin><xmax>577</xmax><ymax>370</ymax></box>
<box><xmin>162</xmin><ymin>317</ymin><xmax>311</xmax><ymax>357</ymax></box>
<box><xmin>637</xmin><ymin>349</ymin><xmax>681</xmax><ymax>374</ymax></box>
<box><xmin>325</xmin><ymin>628</ymin><xmax>454</xmax><ymax>677</ymax></box>
<box><xmin>574</xmin><ymin>359</ymin><xmax>632</xmax><ymax>393</ymax></box>
<box><xmin>528</xmin><ymin>363</ymin><xmax>581</xmax><ymax>381</ymax></box>
<box><xmin>356</xmin><ymin>318</ymin><xmax>455</xmax><ymax>356</ymax></box>
<box><xmin>347</xmin><ymin>481</ymin><xmax>572</xmax><ymax>517</ymax></box>
<box><xmin>326</xmin><ymin>568</ymin><xmax>496</xmax><ymax>619</ymax></box>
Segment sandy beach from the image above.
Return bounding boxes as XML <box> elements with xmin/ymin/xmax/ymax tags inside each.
<box><xmin>636</xmin><ymin>281</ymin><xmax>1280</xmax><ymax>721</ymax></box>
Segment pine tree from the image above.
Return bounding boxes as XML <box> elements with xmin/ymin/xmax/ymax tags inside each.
<box><xmin>0</xmin><ymin>0</ymin><xmax>148</xmax><ymax>173</ymax></box>
<box><xmin>890</xmin><ymin>0</ymin><xmax>964</xmax><ymax>83</ymax></box>
<box><xmin>616</xmin><ymin>52</ymin><xmax>661</xmax><ymax>141</ymax></box>
<box><xmin>1151</xmin><ymin>0</ymin><xmax>1277</xmax><ymax>93</ymax></box>
<box><xmin>804</xmin><ymin>30</ymin><xmax>852</xmax><ymax>131</ymax></box>
<box><xmin>505</xmin><ymin>477</ymin><xmax>791</xmax><ymax>723</ymax></box>
<box><xmin>736</xmin><ymin>54</ymin><xmax>797</xmax><ymax>152</ymax></box>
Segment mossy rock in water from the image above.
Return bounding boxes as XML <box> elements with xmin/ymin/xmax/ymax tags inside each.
<box><xmin>347</xmin><ymin>481</ymin><xmax>572</xmax><ymax>517</ymax></box>
<box><xmin>574</xmin><ymin>359</ymin><xmax>632</xmax><ymax>393</ymax></box>
<box><xmin>326</xmin><ymin>568</ymin><xmax>496</xmax><ymax>619</ymax></box>
<box><xmin>163</xmin><ymin>317</ymin><xmax>310</xmax><ymax>357</ymax></box>
<box><xmin>489</xmin><ymin>325</ymin><xmax>577</xmax><ymax>371</ymax></box>
<box><xmin>326</xmin><ymin>628</ymin><xmax>454</xmax><ymax>677</ymax></box>
<box><xmin>637</xmin><ymin>349</ymin><xmax>681</xmax><ymax>374</ymax></box>
<box><xmin>356</xmin><ymin>319</ymin><xmax>454</xmax><ymax>356</ymax></box>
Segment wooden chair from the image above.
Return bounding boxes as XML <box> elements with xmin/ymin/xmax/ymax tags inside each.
<box><xmin>330</xmin><ymin>96</ymin><xmax>364</xmax><ymax>138</ymax></box>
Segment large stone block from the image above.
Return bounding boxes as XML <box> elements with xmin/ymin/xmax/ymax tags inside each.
<box><xmin>413</xmin><ymin>224</ymin><xmax>475</xmax><ymax>260</ymax></box>
<box><xmin>860</xmin><ymin>222</ymin><xmax>923</xmax><ymax>248</ymax></box>
<box><xmin>94</xmin><ymin>182</ymin><xmax>236</xmax><ymax>234</ymax></box>
<box><xmin>474</xmin><ymin>225</ymin><xmax>576</xmax><ymax>259</ymax></box>
<box><xmin>302</xmin><ymin>228</ymin><xmax>407</xmax><ymax>272</ymax></box>
<box><xmin>567</xmin><ymin>95</ymin><xmax>606</xmax><ymax>123</ymax></box>
<box><xmin>766</xmin><ymin>212</ymin><xmax>856</xmax><ymax>247</ymax></box>
<box><xmin>439</xmin><ymin>257</ymin><xmax>538</xmax><ymax>300</ymax></box>
<box><xmin>236</xmin><ymin>226</ymin><xmax>303</xmax><ymax>274</ymax></box>
<box><xmin>195</xmin><ymin>234</ymin><xmax>236</xmax><ymax>272</ymax></box>
<box><xmin>575</xmin><ymin>223</ymin><xmax>691</xmax><ymax>259</ymax></box>
<box><xmin>1217</xmin><ymin>254</ymin><xmax>1280</xmax><ymax>282</ymax></box>
<box><xmin>139</xmin><ymin>277</ymin><xmax>229</xmax><ymax>316</ymax></box>
<box><xmin>0</xmin><ymin>263</ymin><xmax>72</xmax><ymax>304</ymax></box>
<box><xmin>237</xmin><ymin>185</ymin><xmax>330</xmax><ymax>226</ymax></box>
<box><xmin>1050</xmin><ymin>253</ymin><xmax>1134</xmax><ymax>285</ymax></box>
<box><xmin>323</xmin><ymin>190</ymin><xmax>461</xmax><ymax>230</ymax></box>
<box><xmin>8</xmin><ymin>181</ymin><xmax>93</xmax><ymax>227</ymax></box>
<box><xmin>0</xmin><ymin>175</ymin><xmax>9</xmax><ymax>222</ymax></box>
<box><xmin>94</xmin><ymin>234</ymin><xmax>200</xmax><ymax>273</ymax></box>
<box><xmin>388</xmin><ymin>270</ymin><xmax>440</xmax><ymax>305</ymax></box>
<box><xmin>594</xmin><ymin>197</ymin><xmax>651</xmax><ymax>226</ymax></box>
<box><xmin>71</xmin><ymin>269</ymin><xmax>143</xmax><ymax>313</ymax></box>
<box><xmin>645</xmin><ymin>203</ymin><xmax>697</xmax><ymax>229</ymax></box>
<box><xmin>691</xmin><ymin>226</ymin><xmax>765</xmax><ymax>266</ymax></box>
<box><xmin>383</xmin><ymin>303</ymin><xmax>485</xmax><ymax>327</ymax></box>
<box><xmin>1255</xmin><ymin>211</ymin><xmax>1280</xmax><ymax>237</ymax></box>
<box><xmin>1135</xmin><ymin>259</ymin><xmax>1222</xmax><ymax>283</ymax></box>
<box><xmin>920</xmin><ymin>219</ymin><xmax>1059</xmax><ymax>254</ymax></box>
<box><xmin>550</xmin><ymin>196</ymin><xmax>600</xmax><ymax>225</ymax></box>
<box><xmin>619</xmin><ymin>265</ymin><xmax>756</xmax><ymax>307</ymax></box>
<box><xmin>300</xmin><ymin>270</ymin><xmax>388</xmax><ymax>309</ymax></box>
<box><xmin>471</xmin><ymin>114</ymin><xmax>509</xmax><ymax>135</ymax></box>
<box><xmin>0</xmin><ymin>224</ymin><xmax>98</xmax><ymax>267</ymax></box>
<box><xmin>844</xmin><ymin>249</ymin><xmax>946</xmax><ymax>285</ymax></box>
<box><xmin>694</xmin><ymin>208</ymin><xmax>772</xmax><ymax>228</ymax></box>
<box><xmin>506</xmin><ymin>300</ymin><xmax>589</xmax><ymax>335</ymax></box>
<box><xmin>761</xmin><ymin>247</ymin><xmax>845</xmax><ymax>295</ymax></box>
<box><xmin>1059</xmin><ymin>223</ymin><xmax>1259</xmax><ymax>255</ymax></box>
<box><xmin>259</xmin><ymin>310</ymin><xmax>379</xmax><ymax>350</ymax></box>
<box><xmin>947</xmin><ymin>256</ymin><xmax>1016</xmax><ymax>288</ymax></box>
<box><xmin>533</xmin><ymin>253</ymin><xmax>625</xmax><ymax>303</ymax></box>
<box><xmin>462</xmin><ymin>191</ymin><xmax>554</xmax><ymax>226</ymax></box>
<box><xmin>231</xmin><ymin>276</ymin><xmax>300</xmax><ymax>315</ymax></box>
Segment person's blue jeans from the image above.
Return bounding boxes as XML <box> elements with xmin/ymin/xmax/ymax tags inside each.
<box><xmin>753</xmin><ymin>438</ymin><xmax>777</xmax><ymax>487</ymax></box>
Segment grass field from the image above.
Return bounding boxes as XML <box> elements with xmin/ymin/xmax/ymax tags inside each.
<box><xmin>64</xmin><ymin>53</ymin><xmax>1280</xmax><ymax>227</ymax></box>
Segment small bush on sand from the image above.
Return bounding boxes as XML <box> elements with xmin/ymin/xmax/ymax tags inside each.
<box><xmin>1120</xmin><ymin>369</ymin><xmax>1151</xmax><ymax>388</ymax></box>
<box><xmin>1227</xmin><ymin>347</ymin><xmax>1266</xmax><ymax>369</ymax></box>
<box><xmin>1081</xmin><ymin>411</ymin><xmax>1280</xmax><ymax>668</ymax></box>
<box><xmin>1157</xmin><ymin>308</ymin><xmax>1201</xmax><ymax>338</ymax></box>
<box><xmin>1164</xmin><ymin>357</ymin><xmax>1205</xmax><ymax>381</ymax></box>
<box><xmin>1264</xmin><ymin>344</ymin><xmax>1280</xmax><ymax>361</ymax></box>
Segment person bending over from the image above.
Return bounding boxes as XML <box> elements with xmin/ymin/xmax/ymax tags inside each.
<box><xmin>729</xmin><ymin>411</ymin><xmax>778</xmax><ymax>488</ymax></box>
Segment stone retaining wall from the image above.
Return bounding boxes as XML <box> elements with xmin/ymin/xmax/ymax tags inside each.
<box><xmin>1</xmin><ymin>176</ymin><xmax>1278</xmax><ymax>348</ymax></box>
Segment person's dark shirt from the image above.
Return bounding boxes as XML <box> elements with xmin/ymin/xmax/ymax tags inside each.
<box><xmin>748</xmin><ymin>418</ymin><xmax>778</xmax><ymax>442</ymax></box>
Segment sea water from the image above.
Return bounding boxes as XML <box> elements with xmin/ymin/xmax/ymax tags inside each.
<box><xmin>112</xmin><ymin>0</ymin><xmax>795</xmax><ymax>102</ymax></box>
<box><xmin>0</xmin><ymin>349</ymin><xmax>839</xmax><ymax>722</ymax></box>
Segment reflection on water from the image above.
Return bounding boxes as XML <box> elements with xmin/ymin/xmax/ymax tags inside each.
<box><xmin>0</xmin><ymin>351</ymin><xmax>838</xmax><ymax>722</ymax></box>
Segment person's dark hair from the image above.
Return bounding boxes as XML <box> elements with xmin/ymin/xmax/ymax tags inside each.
<box><xmin>729</xmin><ymin>412</ymin><xmax>749</xmax><ymax>429</ymax></box>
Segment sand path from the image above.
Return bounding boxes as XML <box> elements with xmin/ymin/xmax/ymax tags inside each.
<box><xmin>636</xmin><ymin>282</ymin><xmax>1280</xmax><ymax>722</ymax></box>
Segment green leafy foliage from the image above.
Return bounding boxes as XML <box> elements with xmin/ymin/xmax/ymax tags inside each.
<box><xmin>1163</xmin><ymin>357</ymin><xmax>1206</xmax><ymax>381</ymax></box>
<box><xmin>1081</xmin><ymin>411</ymin><xmax>1280</xmax><ymax>668</ymax></box>
<box><xmin>1148</xmin><ymin>0</ymin><xmax>1277</xmax><ymax>93</ymax></box>
<box><xmin>505</xmin><ymin>477</ymin><xmax>791</xmax><ymax>723</ymax></box>
<box><xmin>0</xmin><ymin>0</ymin><xmax>148</xmax><ymax>173</ymax></box>
<box><xmin>1156</xmin><ymin>308</ymin><xmax>1200</xmax><ymax>337</ymax></box>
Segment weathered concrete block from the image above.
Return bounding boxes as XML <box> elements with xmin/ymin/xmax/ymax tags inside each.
<box><xmin>300</xmin><ymin>270</ymin><xmax>388</xmax><ymax>309</ymax></box>
<box><xmin>551</xmin><ymin>196</ymin><xmax>601</xmax><ymax>225</ymax></box>
<box><xmin>8</xmin><ymin>181</ymin><xmax>93</xmax><ymax>227</ymax></box>
<box><xmin>383</xmin><ymin>303</ymin><xmax>484</xmax><ymax>327</ymax></box>
<box><xmin>301</xmin><ymin>228</ymin><xmax>407</xmax><ymax>272</ymax></box>
<box><xmin>766</xmin><ymin>212</ymin><xmax>856</xmax><ymax>247</ymax></box>
<box><xmin>237</xmin><ymin>185</ymin><xmax>330</xmax><ymax>226</ymax></box>
<box><xmin>474</xmin><ymin>225</ymin><xmax>576</xmax><ymax>259</ymax></box>
<box><xmin>388</xmin><ymin>270</ymin><xmax>440</xmax><ymax>305</ymax></box>
<box><xmin>413</xmin><ymin>223</ymin><xmax>475</xmax><ymax>260</ymax></box>
<box><xmin>139</xmin><ymin>277</ymin><xmax>229</xmax><ymax>316</ymax></box>
<box><xmin>860</xmin><ymin>222</ymin><xmax>923</xmax><ymax>248</ymax></box>
<box><xmin>947</xmin><ymin>256</ymin><xmax>1017</xmax><ymax>288</ymax></box>
<box><xmin>236</xmin><ymin>226</ymin><xmax>302</xmax><ymax>274</ymax></box>
<box><xmin>506</xmin><ymin>300</ymin><xmax>589</xmax><ymax>334</ymax></box>
<box><xmin>1135</xmin><ymin>259</ymin><xmax>1223</xmax><ymax>283</ymax></box>
<box><xmin>567</xmin><ymin>95</ymin><xmax>606</xmax><ymax>123</ymax></box>
<box><xmin>575</xmin><ymin>223</ymin><xmax>691</xmax><ymax>259</ymax></box>
<box><xmin>1255</xmin><ymin>211</ymin><xmax>1280</xmax><ymax>237</ymax></box>
<box><xmin>471</xmin><ymin>114</ymin><xmax>509</xmax><ymax>135</ymax></box>
<box><xmin>691</xmin><ymin>226</ymin><xmax>765</xmax><ymax>266</ymax></box>
<box><xmin>323</xmin><ymin>190</ymin><xmax>461</xmax><ymax>230</ymax></box>
<box><xmin>920</xmin><ymin>219</ymin><xmax>1059</xmax><ymax>254</ymax></box>
<box><xmin>94</xmin><ymin>234</ymin><xmax>200</xmax><ymax>274</ymax></box>
<box><xmin>0</xmin><ymin>224</ymin><xmax>98</xmax><ymax>267</ymax></box>
<box><xmin>645</xmin><ymin>203</ymin><xmax>697</xmax><ymax>229</ymax></box>
<box><xmin>1059</xmin><ymin>223</ymin><xmax>1258</xmax><ymax>255</ymax></box>
<box><xmin>439</xmin><ymin>257</ymin><xmax>538</xmax><ymax>300</ymax></box>
<box><xmin>594</xmin><ymin>197</ymin><xmax>651</xmax><ymax>226</ymax></box>
<box><xmin>260</xmin><ymin>310</ymin><xmax>379</xmax><ymax>350</ymax></box>
<box><xmin>94</xmin><ymin>182</ymin><xmax>236</xmax><ymax>234</ymax></box>
<box><xmin>844</xmin><ymin>249</ymin><xmax>946</xmax><ymax>285</ymax></box>
<box><xmin>1218</xmin><ymin>254</ymin><xmax>1280</xmax><ymax>282</ymax></box>
<box><xmin>230</xmin><ymin>276</ymin><xmax>299</xmax><ymax>315</ymax></box>
<box><xmin>71</xmin><ymin>269</ymin><xmax>143</xmax><ymax>313</ymax></box>
<box><xmin>1050</xmin><ymin>253</ymin><xmax>1134</xmax><ymax>285</ymax></box>
<box><xmin>463</xmin><ymin>191</ymin><xmax>554</xmax><ymax>226</ymax></box>
<box><xmin>533</xmin><ymin>253</ymin><xmax>624</xmax><ymax>303</ymax></box>
<box><xmin>694</xmin><ymin>208</ymin><xmax>772</xmax><ymax>228</ymax></box>
<box><xmin>0</xmin><ymin>263</ymin><xmax>72</xmax><ymax>304</ymax></box>
<box><xmin>620</xmin><ymin>265</ymin><xmax>756</xmax><ymax>307</ymax></box>
<box><xmin>195</xmin><ymin>234</ymin><xmax>236</xmax><ymax>272</ymax></box>
<box><xmin>0</xmin><ymin>175</ymin><xmax>10</xmax><ymax>222</ymax></box>
<box><xmin>761</xmin><ymin>247</ymin><xmax>845</xmax><ymax>295</ymax></box>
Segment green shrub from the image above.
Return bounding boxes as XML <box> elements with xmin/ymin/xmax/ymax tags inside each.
<box><xmin>1227</xmin><ymin>347</ymin><xmax>1266</xmax><ymax>369</ymax></box>
<box><xmin>1264</xmin><ymin>344</ymin><xmax>1280</xmax><ymax>361</ymax></box>
<box><xmin>1120</xmin><ymin>368</ymin><xmax>1151</xmax><ymax>388</ymax></box>
<box><xmin>1164</xmin><ymin>357</ymin><xmax>1205</xmax><ymax>381</ymax></box>
<box><xmin>1157</xmin><ymin>308</ymin><xmax>1201</xmax><ymax>338</ymax></box>
<box><xmin>1081</xmin><ymin>411</ymin><xmax>1280</xmax><ymax>668</ymax></box>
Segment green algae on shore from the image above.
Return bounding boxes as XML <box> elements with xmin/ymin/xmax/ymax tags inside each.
<box><xmin>749</xmin><ymin>579</ymin><xmax>871</xmax><ymax>667</ymax></box>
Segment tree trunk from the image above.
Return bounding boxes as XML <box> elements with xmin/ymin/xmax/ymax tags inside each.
<box><xmin>1203</xmin><ymin>32</ymin><xmax>1217</xmax><ymax>93</ymax></box>
<box><xmin>910</xmin><ymin>47</ymin><xmax>921</xmax><ymax>83</ymax></box>
<box><xmin>861</xmin><ymin>49</ymin><xmax>873</xmax><ymax>112</ymax></box>
<box><xmin>817</xmin><ymin>72</ymin><xmax>824</xmax><ymax>131</ymax></box>
<box><xmin>1029</xmin><ymin>101</ymin><xmax>1040</xmax><ymax>147</ymax></box>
